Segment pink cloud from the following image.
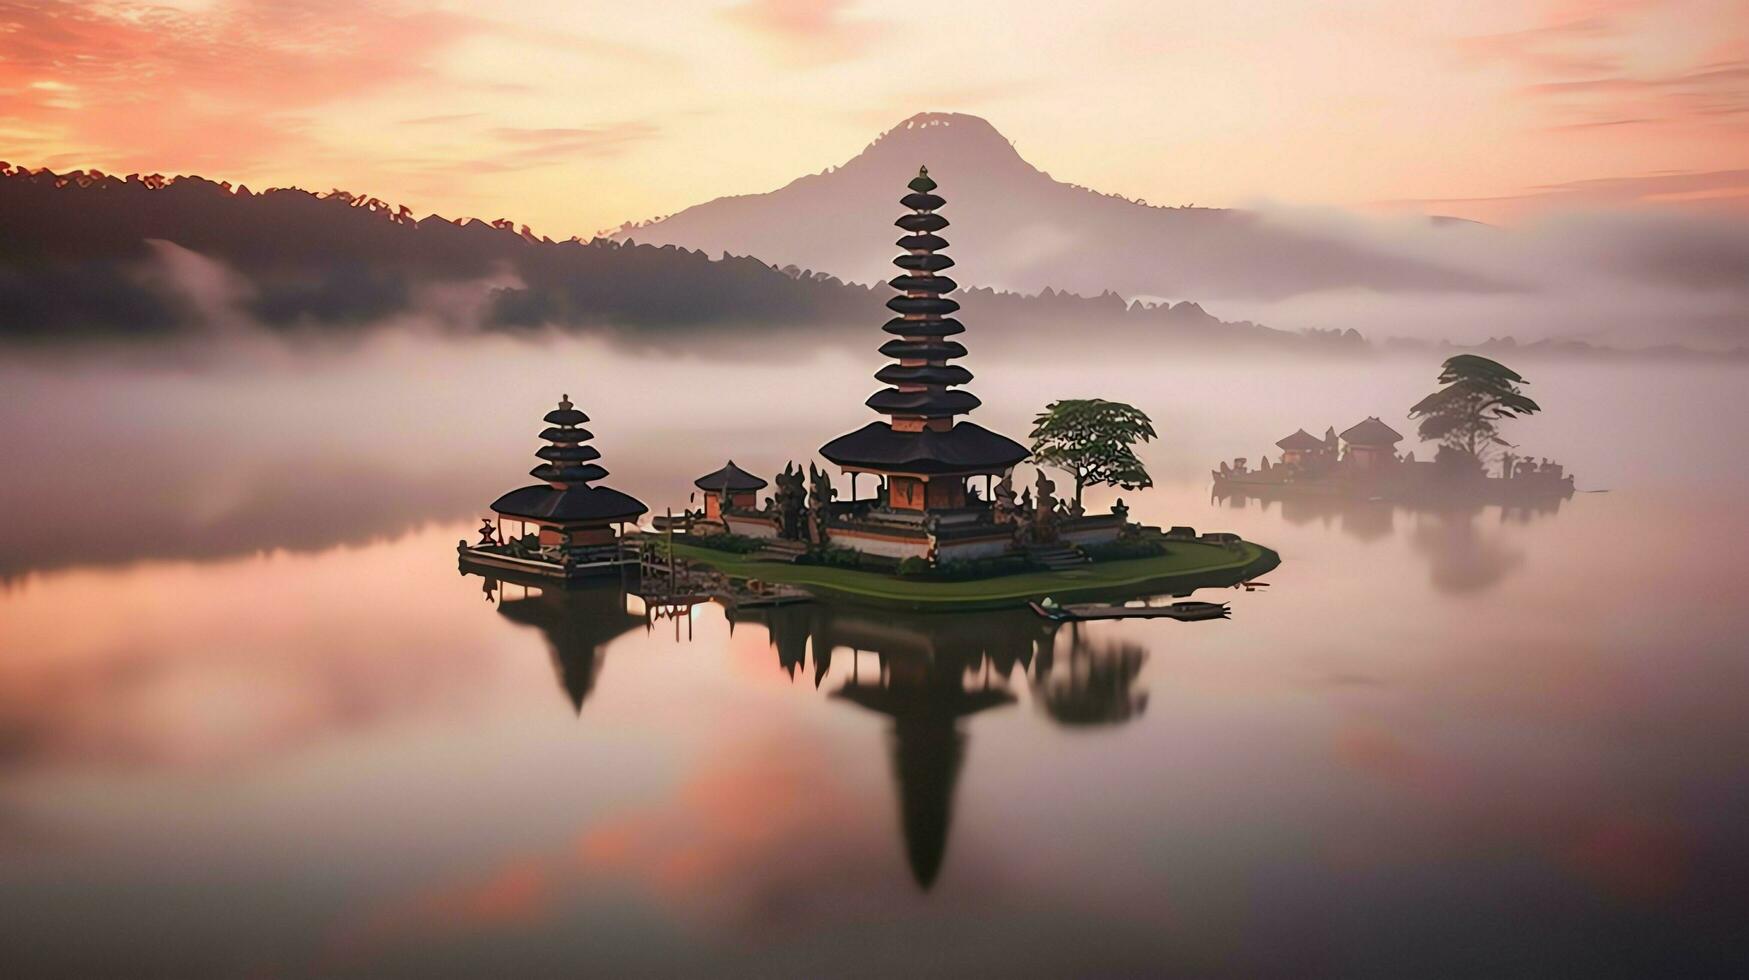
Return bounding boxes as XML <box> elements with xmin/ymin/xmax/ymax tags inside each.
<box><xmin>0</xmin><ymin>0</ymin><xmax>477</xmax><ymax>173</ymax></box>
<box><xmin>719</xmin><ymin>0</ymin><xmax>882</xmax><ymax>65</ymax></box>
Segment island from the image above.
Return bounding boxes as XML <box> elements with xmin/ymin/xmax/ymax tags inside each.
<box><xmin>1213</xmin><ymin>355</ymin><xmax>1575</xmax><ymax>505</ymax></box>
<box><xmin>639</xmin><ymin>166</ymin><xmax>1277</xmax><ymax>611</ymax></box>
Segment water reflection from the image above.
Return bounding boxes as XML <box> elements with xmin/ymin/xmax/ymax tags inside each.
<box><xmin>739</xmin><ymin>604</ymin><xmax>1152</xmax><ymax>889</ymax></box>
<box><xmin>1215</xmin><ymin>487</ymin><xmax>1567</xmax><ymax>593</ymax></box>
<box><xmin>482</xmin><ymin>576</ymin><xmax>646</xmax><ymax>713</ymax></box>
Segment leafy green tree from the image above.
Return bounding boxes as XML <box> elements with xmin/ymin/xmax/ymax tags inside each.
<box><xmin>1408</xmin><ymin>355</ymin><xmax>1541</xmax><ymax>465</ymax></box>
<box><xmin>1029</xmin><ymin>399</ymin><xmax>1157</xmax><ymax>510</ymax></box>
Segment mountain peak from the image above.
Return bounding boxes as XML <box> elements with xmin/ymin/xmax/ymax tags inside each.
<box><xmin>854</xmin><ymin>112</ymin><xmax>1032</xmax><ymax>177</ymax></box>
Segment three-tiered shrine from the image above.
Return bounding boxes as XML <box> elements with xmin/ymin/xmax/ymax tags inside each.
<box><xmin>458</xmin><ymin>395</ymin><xmax>647</xmax><ymax>579</ymax></box>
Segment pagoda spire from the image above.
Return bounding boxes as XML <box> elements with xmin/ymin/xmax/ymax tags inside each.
<box><xmin>531</xmin><ymin>393</ymin><xmax>608</xmax><ymax>487</ymax></box>
<box><xmin>870</xmin><ymin>165</ymin><xmax>978</xmax><ymax>430</ymax></box>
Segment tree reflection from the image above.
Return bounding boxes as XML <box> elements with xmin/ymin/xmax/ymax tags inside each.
<box><xmin>1031</xmin><ymin>625</ymin><xmax>1150</xmax><ymax>726</ymax></box>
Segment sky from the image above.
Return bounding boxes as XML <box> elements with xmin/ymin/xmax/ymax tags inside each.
<box><xmin>2</xmin><ymin>0</ymin><xmax>1746</xmax><ymax>238</ymax></box>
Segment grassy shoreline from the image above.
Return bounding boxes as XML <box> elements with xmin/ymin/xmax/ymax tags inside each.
<box><xmin>667</xmin><ymin>539</ymin><xmax>1281</xmax><ymax>612</ymax></box>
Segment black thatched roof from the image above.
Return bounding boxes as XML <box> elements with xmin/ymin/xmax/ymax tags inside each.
<box><xmin>694</xmin><ymin>460</ymin><xmax>768</xmax><ymax>492</ymax></box>
<box><xmin>895</xmin><ymin>212</ymin><xmax>949</xmax><ymax>234</ymax></box>
<box><xmin>536</xmin><ymin>444</ymin><xmax>602</xmax><ymax>463</ymax></box>
<box><xmin>539</xmin><ymin>426</ymin><xmax>595</xmax><ymax>444</ymax></box>
<box><xmin>544</xmin><ymin>407</ymin><xmax>588</xmax><ymax>426</ymax></box>
<box><xmin>893</xmin><ymin>252</ymin><xmax>955</xmax><ymax>273</ymax></box>
<box><xmin>866</xmin><ymin>388</ymin><xmax>982</xmax><ymax>417</ymax></box>
<box><xmin>881</xmin><ymin>315</ymin><xmax>963</xmax><ymax>337</ymax></box>
<box><xmin>820</xmin><ymin>421</ymin><xmax>1028</xmax><ymax>474</ymax></box>
<box><xmin>492</xmin><ymin>484</ymin><xmax>648</xmax><ymax>523</ymax></box>
<box><xmin>529</xmin><ymin>462</ymin><xmax>608</xmax><ymax>484</ymax></box>
<box><xmin>879</xmin><ymin>339</ymin><xmax>967</xmax><ymax>360</ymax></box>
<box><xmin>1340</xmin><ymin>416</ymin><xmax>1404</xmax><ymax>446</ymax></box>
<box><xmin>890</xmin><ymin>274</ymin><xmax>957</xmax><ymax>294</ymax></box>
<box><xmin>875</xmin><ymin>363</ymin><xmax>974</xmax><ymax>387</ymax></box>
<box><xmin>1276</xmin><ymin>428</ymin><xmax>1326</xmax><ymax>452</ymax></box>
<box><xmin>896</xmin><ymin>233</ymin><xmax>948</xmax><ymax>251</ymax></box>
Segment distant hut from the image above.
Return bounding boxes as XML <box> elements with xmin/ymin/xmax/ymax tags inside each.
<box><xmin>693</xmin><ymin>460</ymin><xmax>767</xmax><ymax>521</ymax></box>
<box><xmin>1275</xmin><ymin>428</ymin><xmax>1327</xmax><ymax>467</ymax></box>
<box><xmin>489</xmin><ymin>394</ymin><xmax>648</xmax><ymax>555</ymax></box>
<box><xmin>1339</xmin><ymin>417</ymin><xmax>1404</xmax><ymax>470</ymax></box>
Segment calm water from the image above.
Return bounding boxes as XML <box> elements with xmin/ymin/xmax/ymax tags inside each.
<box><xmin>2</xmin><ymin>339</ymin><xmax>1746</xmax><ymax>977</ymax></box>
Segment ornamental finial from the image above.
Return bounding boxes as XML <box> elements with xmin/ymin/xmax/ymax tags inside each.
<box><xmin>558</xmin><ymin>393</ymin><xmax>572</xmax><ymax>411</ymax></box>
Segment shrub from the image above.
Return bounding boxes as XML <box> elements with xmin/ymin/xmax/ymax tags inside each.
<box><xmin>688</xmin><ymin>532</ymin><xmax>765</xmax><ymax>554</ymax></box>
<box><xmin>1082</xmin><ymin>538</ymin><xmax>1167</xmax><ymax>562</ymax></box>
<box><xmin>896</xmin><ymin>556</ymin><xmax>933</xmax><ymax>577</ymax></box>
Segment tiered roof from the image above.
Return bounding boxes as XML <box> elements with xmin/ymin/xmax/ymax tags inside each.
<box><xmin>819</xmin><ymin>167</ymin><xmax>1028</xmax><ymax>475</ymax></box>
<box><xmin>491</xmin><ymin>395</ymin><xmax>648</xmax><ymax>523</ymax></box>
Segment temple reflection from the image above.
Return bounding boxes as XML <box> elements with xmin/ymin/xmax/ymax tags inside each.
<box><xmin>1215</xmin><ymin>487</ymin><xmax>1566</xmax><ymax>594</ymax></box>
<box><xmin>466</xmin><ymin>571</ymin><xmax>1161</xmax><ymax>891</ymax></box>
<box><xmin>738</xmin><ymin>604</ymin><xmax>1153</xmax><ymax>889</ymax></box>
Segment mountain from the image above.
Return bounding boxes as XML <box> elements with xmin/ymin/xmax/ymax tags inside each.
<box><xmin>614</xmin><ymin>112</ymin><xmax>1497</xmax><ymax>301</ymax></box>
<box><xmin>0</xmin><ymin>162</ymin><xmax>1361</xmax><ymax>354</ymax></box>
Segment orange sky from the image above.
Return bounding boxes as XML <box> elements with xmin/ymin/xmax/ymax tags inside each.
<box><xmin>3</xmin><ymin>0</ymin><xmax>1746</xmax><ymax>235</ymax></box>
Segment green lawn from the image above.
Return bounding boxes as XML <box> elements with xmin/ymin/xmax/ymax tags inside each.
<box><xmin>668</xmin><ymin>539</ymin><xmax>1280</xmax><ymax>612</ymax></box>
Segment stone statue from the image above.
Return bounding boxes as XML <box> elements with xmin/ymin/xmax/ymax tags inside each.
<box><xmin>774</xmin><ymin>463</ymin><xmax>806</xmax><ymax>539</ymax></box>
<box><xmin>993</xmin><ymin>471</ymin><xmax>1021</xmax><ymax>525</ymax></box>
<box><xmin>1111</xmin><ymin>498</ymin><xmax>1129</xmax><ymax>524</ymax></box>
<box><xmin>1033</xmin><ymin>469</ymin><xmax>1059</xmax><ymax>541</ymax></box>
<box><xmin>806</xmin><ymin>463</ymin><xmax>835</xmax><ymax>545</ymax></box>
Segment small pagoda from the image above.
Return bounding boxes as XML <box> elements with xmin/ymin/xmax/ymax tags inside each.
<box><xmin>457</xmin><ymin>394</ymin><xmax>647</xmax><ymax>579</ymax></box>
<box><xmin>692</xmin><ymin>460</ymin><xmax>767</xmax><ymax>524</ymax></box>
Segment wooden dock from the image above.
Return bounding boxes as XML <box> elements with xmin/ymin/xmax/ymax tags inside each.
<box><xmin>1029</xmin><ymin>600</ymin><xmax>1229</xmax><ymax>623</ymax></box>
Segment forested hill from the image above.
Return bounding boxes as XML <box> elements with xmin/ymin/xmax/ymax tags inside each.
<box><xmin>0</xmin><ymin>164</ymin><xmax>1361</xmax><ymax>353</ymax></box>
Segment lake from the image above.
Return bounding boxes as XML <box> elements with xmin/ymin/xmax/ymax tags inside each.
<box><xmin>1</xmin><ymin>336</ymin><xmax>1745</xmax><ymax>977</ymax></box>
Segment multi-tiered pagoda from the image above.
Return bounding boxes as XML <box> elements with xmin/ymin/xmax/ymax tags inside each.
<box><xmin>814</xmin><ymin>167</ymin><xmax>1031</xmax><ymax>559</ymax></box>
<box><xmin>458</xmin><ymin>394</ymin><xmax>647</xmax><ymax>579</ymax></box>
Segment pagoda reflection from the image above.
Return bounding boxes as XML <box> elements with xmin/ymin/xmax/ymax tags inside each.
<box><xmin>474</xmin><ymin>574</ymin><xmax>645</xmax><ymax>713</ymax></box>
<box><xmin>736</xmin><ymin>604</ymin><xmax>1152</xmax><ymax>890</ymax></box>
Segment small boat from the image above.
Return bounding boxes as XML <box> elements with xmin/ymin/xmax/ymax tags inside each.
<box><xmin>1029</xmin><ymin>598</ymin><xmax>1230</xmax><ymax>622</ymax></box>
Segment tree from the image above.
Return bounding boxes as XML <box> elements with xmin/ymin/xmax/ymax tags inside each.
<box><xmin>1028</xmin><ymin>399</ymin><xmax>1156</xmax><ymax>510</ymax></box>
<box><xmin>1407</xmin><ymin>355</ymin><xmax>1541</xmax><ymax>466</ymax></box>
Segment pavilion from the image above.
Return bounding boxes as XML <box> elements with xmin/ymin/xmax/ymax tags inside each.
<box><xmin>1339</xmin><ymin>417</ymin><xmax>1404</xmax><ymax>469</ymax></box>
<box><xmin>693</xmin><ymin>460</ymin><xmax>767</xmax><ymax>524</ymax></box>
<box><xmin>1275</xmin><ymin>428</ymin><xmax>1333</xmax><ymax>469</ymax></box>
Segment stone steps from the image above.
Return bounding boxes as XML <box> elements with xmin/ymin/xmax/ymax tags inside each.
<box><xmin>1026</xmin><ymin>542</ymin><xmax>1090</xmax><ymax>570</ymax></box>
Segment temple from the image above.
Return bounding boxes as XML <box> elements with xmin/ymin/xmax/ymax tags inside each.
<box><xmin>1214</xmin><ymin>415</ymin><xmax>1573</xmax><ymax>502</ymax></box>
<box><xmin>717</xmin><ymin>166</ymin><xmax>1127</xmax><ymax>563</ymax></box>
<box><xmin>457</xmin><ymin>394</ymin><xmax>648</xmax><ymax>578</ymax></box>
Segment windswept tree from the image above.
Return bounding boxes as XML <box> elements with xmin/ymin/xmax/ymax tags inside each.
<box><xmin>1408</xmin><ymin>355</ymin><xmax>1541</xmax><ymax>466</ymax></box>
<box><xmin>1029</xmin><ymin>399</ymin><xmax>1157</xmax><ymax>510</ymax></box>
